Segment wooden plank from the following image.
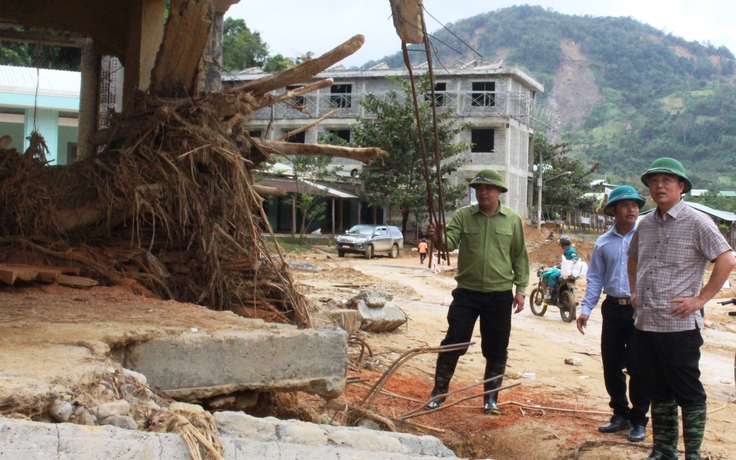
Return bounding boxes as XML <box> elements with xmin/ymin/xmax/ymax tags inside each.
<box><xmin>57</xmin><ymin>275</ymin><xmax>100</xmax><ymax>288</ymax></box>
<box><xmin>0</xmin><ymin>264</ymin><xmax>80</xmax><ymax>285</ymax></box>
<box><xmin>0</xmin><ymin>268</ymin><xmax>18</xmax><ymax>285</ymax></box>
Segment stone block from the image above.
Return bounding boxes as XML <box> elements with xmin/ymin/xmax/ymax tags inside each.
<box><xmin>328</xmin><ymin>309</ymin><xmax>363</xmax><ymax>334</ymax></box>
<box><xmin>356</xmin><ymin>300</ymin><xmax>407</xmax><ymax>333</ymax></box>
<box><xmin>354</xmin><ymin>290</ymin><xmax>388</xmax><ymax>308</ymax></box>
<box><xmin>124</xmin><ymin>326</ymin><xmax>348</xmax><ymax>400</ymax></box>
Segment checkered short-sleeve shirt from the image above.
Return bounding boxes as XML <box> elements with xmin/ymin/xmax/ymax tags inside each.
<box><xmin>628</xmin><ymin>199</ymin><xmax>732</xmax><ymax>332</ymax></box>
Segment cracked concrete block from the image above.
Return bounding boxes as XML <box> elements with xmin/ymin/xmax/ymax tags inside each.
<box><xmin>356</xmin><ymin>300</ymin><xmax>407</xmax><ymax>333</ymax></box>
<box><xmin>275</xmin><ymin>420</ymin><xmax>328</xmax><ymax>445</ymax></box>
<box><xmin>215</xmin><ymin>411</ymin><xmax>277</xmax><ymax>441</ymax></box>
<box><xmin>326</xmin><ymin>427</ymin><xmax>404</xmax><ymax>452</ymax></box>
<box><xmin>354</xmin><ymin>290</ymin><xmax>388</xmax><ymax>308</ymax></box>
<box><xmin>124</xmin><ymin>326</ymin><xmax>348</xmax><ymax>400</ymax></box>
<box><xmin>328</xmin><ymin>308</ymin><xmax>363</xmax><ymax>334</ymax></box>
<box><xmin>0</xmin><ymin>418</ymin><xmax>191</xmax><ymax>459</ymax></box>
<box><xmin>0</xmin><ymin>414</ymin><xmax>459</xmax><ymax>459</ymax></box>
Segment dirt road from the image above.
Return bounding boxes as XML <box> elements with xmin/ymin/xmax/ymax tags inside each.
<box><xmin>292</xmin><ymin>245</ymin><xmax>736</xmax><ymax>460</ymax></box>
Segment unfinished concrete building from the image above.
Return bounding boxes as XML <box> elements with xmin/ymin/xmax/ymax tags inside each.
<box><xmin>224</xmin><ymin>61</ymin><xmax>544</xmax><ymax>216</ymax></box>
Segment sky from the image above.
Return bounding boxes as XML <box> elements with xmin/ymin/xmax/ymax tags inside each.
<box><xmin>226</xmin><ymin>0</ymin><xmax>736</xmax><ymax>68</ymax></box>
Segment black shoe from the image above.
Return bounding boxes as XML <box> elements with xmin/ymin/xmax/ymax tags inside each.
<box><xmin>483</xmin><ymin>399</ymin><xmax>500</xmax><ymax>415</ymax></box>
<box><xmin>628</xmin><ymin>424</ymin><xmax>647</xmax><ymax>442</ymax></box>
<box><xmin>598</xmin><ymin>415</ymin><xmax>631</xmax><ymax>433</ymax></box>
<box><xmin>425</xmin><ymin>400</ymin><xmax>442</xmax><ymax>410</ymax></box>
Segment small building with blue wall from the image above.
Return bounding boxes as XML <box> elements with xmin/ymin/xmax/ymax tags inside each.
<box><xmin>0</xmin><ymin>65</ymin><xmax>80</xmax><ymax>165</ymax></box>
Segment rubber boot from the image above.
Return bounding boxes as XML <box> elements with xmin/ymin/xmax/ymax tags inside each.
<box><xmin>642</xmin><ymin>400</ymin><xmax>679</xmax><ymax>460</ymax></box>
<box><xmin>426</xmin><ymin>353</ymin><xmax>459</xmax><ymax>410</ymax></box>
<box><xmin>682</xmin><ymin>404</ymin><xmax>707</xmax><ymax>460</ymax></box>
<box><xmin>483</xmin><ymin>361</ymin><xmax>506</xmax><ymax>415</ymax></box>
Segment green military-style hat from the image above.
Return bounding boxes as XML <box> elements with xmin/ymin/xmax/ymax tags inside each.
<box><xmin>640</xmin><ymin>157</ymin><xmax>692</xmax><ymax>193</ymax></box>
<box><xmin>469</xmin><ymin>169</ymin><xmax>508</xmax><ymax>193</ymax></box>
<box><xmin>603</xmin><ymin>185</ymin><xmax>646</xmax><ymax>216</ymax></box>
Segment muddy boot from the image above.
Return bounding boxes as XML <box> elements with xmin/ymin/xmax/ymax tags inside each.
<box><xmin>482</xmin><ymin>361</ymin><xmax>506</xmax><ymax>415</ymax></box>
<box><xmin>642</xmin><ymin>401</ymin><xmax>679</xmax><ymax>460</ymax></box>
<box><xmin>426</xmin><ymin>353</ymin><xmax>459</xmax><ymax>410</ymax></box>
<box><xmin>682</xmin><ymin>404</ymin><xmax>707</xmax><ymax>460</ymax></box>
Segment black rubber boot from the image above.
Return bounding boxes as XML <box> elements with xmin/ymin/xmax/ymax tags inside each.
<box><xmin>426</xmin><ymin>353</ymin><xmax>459</xmax><ymax>410</ymax></box>
<box><xmin>682</xmin><ymin>404</ymin><xmax>707</xmax><ymax>460</ymax></box>
<box><xmin>642</xmin><ymin>401</ymin><xmax>679</xmax><ymax>460</ymax></box>
<box><xmin>483</xmin><ymin>360</ymin><xmax>506</xmax><ymax>415</ymax></box>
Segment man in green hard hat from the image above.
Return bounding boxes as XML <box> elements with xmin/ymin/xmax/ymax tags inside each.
<box><xmin>425</xmin><ymin>169</ymin><xmax>529</xmax><ymax>415</ymax></box>
<box><xmin>628</xmin><ymin>157</ymin><xmax>736</xmax><ymax>460</ymax></box>
<box><xmin>578</xmin><ymin>185</ymin><xmax>650</xmax><ymax>443</ymax></box>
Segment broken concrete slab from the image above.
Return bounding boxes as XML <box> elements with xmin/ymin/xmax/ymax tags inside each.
<box><xmin>355</xmin><ymin>299</ymin><xmax>408</xmax><ymax>333</ymax></box>
<box><xmin>216</xmin><ymin>411</ymin><xmax>456</xmax><ymax>457</ymax></box>
<box><xmin>0</xmin><ymin>412</ymin><xmax>459</xmax><ymax>459</ymax></box>
<box><xmin>327</xmin><ymin>308</ymin><xmax>363</xmax><ymax>334</ymax></box>
<box><xmin>124</xmin><ymin>326</ymin><xmax>348</xmax><ymax>400</ymax></box>
<box><xmin>354</xmin><ymin>290</ymin><xmax>390</xmax><ymax>308</ymax></box>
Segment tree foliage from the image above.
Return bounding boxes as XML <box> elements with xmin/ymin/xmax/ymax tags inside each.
<box><xmin>222</xmin><ymin>18</ymin><xmax>269</xmax><ymax>71</ymax></box>
<box><xmin>533</xmin><ymin>133</ymin><xmax>599</xmax><ymax>212</ymax></box>
<box><xmin>0</xmin><ymin>38</ymin><xmax>80</xmax><ymax>70</ymax></box>
<box><xmin>286</xmin><ymin>155</ymin><xmax>330</xmax><ymax>241</ymax></box>
<box><xmin>350</xmin><ymin>76</ymin><xmax>468</xmax><ymax>234</ymax></box>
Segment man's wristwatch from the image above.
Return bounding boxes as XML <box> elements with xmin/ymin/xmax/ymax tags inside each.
<box><xmin>517</xmin><ymin>292</ymin><xmax>526</xmax><ymax>297</ymax></box>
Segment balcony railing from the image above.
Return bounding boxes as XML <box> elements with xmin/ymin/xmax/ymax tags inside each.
<box><xmin>248</xmin><ymin>89</ymin><xmax>535</xmax><ymax>122</ymax></box>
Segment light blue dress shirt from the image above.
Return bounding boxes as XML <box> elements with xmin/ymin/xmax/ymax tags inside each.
<box><xmin>580</xmin><ymin>223</ymin><xmax>637</xmax><ymax>317</ymax></box>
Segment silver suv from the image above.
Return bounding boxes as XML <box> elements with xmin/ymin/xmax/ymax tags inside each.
<box><xmin>336</xmin><ymin>225</ymin><xmax>404</xmax><ymax>259</ymax></box>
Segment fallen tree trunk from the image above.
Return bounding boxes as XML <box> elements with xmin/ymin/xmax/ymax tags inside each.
<box><xmin>234</xmin><ymin>34</ymin><xmax>365</xmax><ymax>97</ymax></box>
<box><xmin>150</xmin><ymin>0</ymin><xmax>214</xmax><ymax>98</ymax></box>
<box><xmin>256</xmin><ymin>140</ymin><xmax>386</xmax><ymax>164</ymax></box>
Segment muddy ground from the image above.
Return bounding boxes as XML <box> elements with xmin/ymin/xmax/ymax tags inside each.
<box><xmin>1</xmin><ymin>227</ymin><xmax>735</xmax><ymax>459</ymax></box>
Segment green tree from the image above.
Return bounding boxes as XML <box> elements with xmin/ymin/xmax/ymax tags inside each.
<box><xmin>221</xmin><ymin>18</ymin><xmax>269</xmax><ymax>71</ymax></box>
<box><xmin>350</xmin><ymin>76</ymin><xmax>468</xmax><ymax>234</ymax></box>
<box><xmin>263</xmin><ymin>53</ymin><xmax>294</xmax><ymax>72</ymax></box>
<box><xmin>692</xmin><ymin>190</ymin><xmax>736</xmax><ymax>214</ymax></box>
<box><xmin>533</xmin><ymin>133</ymin><xmax>599</xmax><ymax>213</ymax></box>
<box><xmin>0</xmin><ymin>38</ymin><xmax>80</xmax><ymax>70</ymax></box>
<box><xmin>287</xmin><ymin>155</ymin><xmax>330</xmax><ymax>242</ymax></box>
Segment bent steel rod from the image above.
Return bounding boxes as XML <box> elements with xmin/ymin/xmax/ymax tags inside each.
<box><xmin>358</xmin><ymin>342</ymin><xmax>474</xmax><ymax>408</ymax></box>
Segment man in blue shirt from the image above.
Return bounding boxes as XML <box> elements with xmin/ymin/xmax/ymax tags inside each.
<box><xmin>577</xmin><ymin>185</ymin><xmax>650</xmax><ymax>443</ymax></box>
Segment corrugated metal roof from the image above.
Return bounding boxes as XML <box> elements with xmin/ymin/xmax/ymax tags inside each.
<box><xmin>684</xmin><ymin>201</ymin><xmax>736</xmax><ymax>222</ymax></box>
<box><xmin>640</xmin><ymin>201</ymin><xmax>736</xmax><ymax>223</ymax></box>
<box><xmin>258</xmin><ymin>176</ymin><xmax>359</xmax><ymax>199</ymax></box>
<box><xmin>0</xmin><ymin>65</ymin><xmax>80</xmax><ymax>97</ymax></box>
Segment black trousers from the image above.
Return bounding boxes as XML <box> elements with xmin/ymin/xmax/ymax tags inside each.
<box><xmin>600</xmin><ymin>298</ymin><xmax>649</xmax><ymax>426</ymax></box>
<box><xmin>440</xmin><ymin>288</ymin><xmax>513</xmax><ymax>365</ymax></box>
<box><xmin>634</xmin><ymin>328</ymin><xmax>706</xmax><ymax>407</ymax></box>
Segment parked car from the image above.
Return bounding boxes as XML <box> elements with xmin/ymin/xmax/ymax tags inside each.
<box><xmin>336</xmin><ymin>225</ymin><xmax>404</xmax><ymax>259</ymax></box>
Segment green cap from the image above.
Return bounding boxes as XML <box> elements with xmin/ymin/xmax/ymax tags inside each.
<box><xmin>641</xmin><ymin>157</ymin><xmax>692</xmax><ymax>193</ymax></box>
<box><xmin>603</xmin><ymin>185</ymin><xmax>646</xmax><ymax>216</ymax></box>
<box><xmin>469</xmin><ymin>169</ymin><xmax>508</xmax><ymax>193</ymax></box>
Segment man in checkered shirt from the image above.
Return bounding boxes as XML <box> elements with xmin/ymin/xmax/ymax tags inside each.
<box><xmin>627</xmin><ymin>157</ymin><xmax>736</xmax><ymax>460</ymax></box>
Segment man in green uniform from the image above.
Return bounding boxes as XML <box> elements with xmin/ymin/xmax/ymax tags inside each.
<box><xmin>426</xmin><ymin>169</ymin><xmax>530</xmax><ymax>414</ymax></box>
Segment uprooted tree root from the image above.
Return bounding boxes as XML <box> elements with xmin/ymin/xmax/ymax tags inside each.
<box><xmin>0</xmin><ymin>91</ymin><xmax>310</xmax><ymax>327</ymax></box>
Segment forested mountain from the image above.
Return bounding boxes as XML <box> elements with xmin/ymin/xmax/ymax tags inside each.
<box><xmin>363</xmin><ymin>5</ymin><xmax>736</xmax><ymax>190</ymax></box>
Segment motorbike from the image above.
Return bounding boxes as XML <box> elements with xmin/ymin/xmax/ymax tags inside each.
<box><xmin>717</xmin><ymin>297</ymin><xmax>736</xmax><ymax>385</ymax></box>
<box><xmin>529</xmin><ymin>265</ymin><xmax>579</xmax><ymax>323</ymax></box>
